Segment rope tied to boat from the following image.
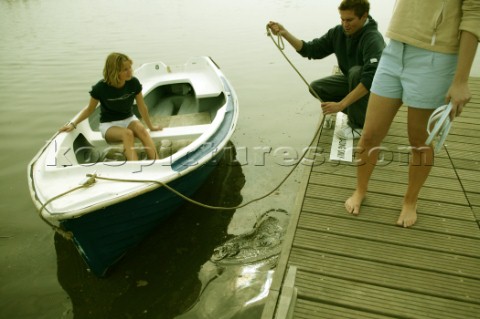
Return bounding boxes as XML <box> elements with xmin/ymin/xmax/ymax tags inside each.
<box><xmin>82</xmin><ymin>173</ymin><xmax>284</xmax><ymax>211</ymax></box>
<box><xmin>37</xmin><ymin>174</ymin><xmax>97</xmax><ymax>240</ymax></box>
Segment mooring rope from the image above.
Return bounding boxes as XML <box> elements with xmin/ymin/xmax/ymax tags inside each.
<box><xmin>38</xmin><ymin>179</ymin><xmax>97</xmax><ymax>240</ymax></box>
<box><xmin>37</xmin><ymin>25</ymin><xmax>329</xmax><ymax>236</ymax></box>
<box><xmin>265</xmin><ymin>24</ymin><xmax>324</xmax><ymax>102</ymax></box>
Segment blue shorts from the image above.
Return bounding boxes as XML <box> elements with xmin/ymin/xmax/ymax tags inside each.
<box><xmin>99</xmin><ymin>115</ymin><xmax>139</xmax><ymax>138</ymax></box>
<box><xmin>371</xmin><ymin>40</ymin><xmax>458</xmax><ymax>109</ymax></box>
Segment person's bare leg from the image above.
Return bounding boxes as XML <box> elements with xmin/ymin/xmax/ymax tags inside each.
<box><xmin>128</xmin><ymin>121</ymin><xmax>159</xmax><ymax>160</ymax></box>
<box><xmin>397</xmin><ymin>107</ymin><xmax>435</xmax><ymax>227</ymax></box>
<box><xmin>345</xmin><ymin>94</ymin><xmax>402</xmax><ymax>215</ymax></box>
<box><xmin>105</xmin><ymin>126</ymin><xmax>138</xmax><ymax>161</ymax></box>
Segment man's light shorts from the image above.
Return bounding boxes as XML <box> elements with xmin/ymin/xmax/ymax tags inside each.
<box><xmin>371</xmin><ymin>40</ymin><xmax>458</xmax><ymax>109</ymax></box>
<box><xmin>99</xmin><ymin>115</ymin><xmax>139</xmax><ymax>138</ymax></box>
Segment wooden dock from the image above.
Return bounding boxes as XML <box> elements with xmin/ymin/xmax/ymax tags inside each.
<box><xmin>261</xmin><ymin>77</ymin><xmax>480</xmax><ymax>319</ymax></box>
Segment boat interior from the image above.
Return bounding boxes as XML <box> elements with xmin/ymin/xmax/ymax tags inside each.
<box><xmin>71</xmin><ymin>82</ymin><xmax>226</xmax><ymax>164</ymax></box>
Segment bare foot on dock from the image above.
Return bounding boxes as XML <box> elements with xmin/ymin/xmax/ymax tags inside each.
<box><xmin>345</xmin><ymin>191</ymin><xmax>365</xmax><ymax>216</ymax></box>
<box><xmin>396</xmin><ymin>203</ymin><xmax>417</xmax><ymax>228</ymax></box>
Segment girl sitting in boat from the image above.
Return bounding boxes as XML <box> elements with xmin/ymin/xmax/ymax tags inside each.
<box><xmin>59</xmin><ymin>52</ymin><xmax>161</xmax><ymax>161</ymax></box>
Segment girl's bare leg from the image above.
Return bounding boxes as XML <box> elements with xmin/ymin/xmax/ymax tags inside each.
<box><xmin>128</xmin><ymin>121</ymin><xmax>159</xmax><ymax>160</ymax></box>
<box><xmin>397</xmin><ymin>107</ymin><xmax>435</xmax><ymax>227</ymax></box>
<box><xmin>104</xmin><ymin>126</ymin><xmax>138</xmax><ymax>161</ymax></box>
<box><xmin>345</xmin><ymin>94</ymin><xmax>402</xmax><ymax>215</ymax></box>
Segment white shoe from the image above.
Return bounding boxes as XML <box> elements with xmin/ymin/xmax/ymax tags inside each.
<box><xmin>335</xmin><ymin>126</ymin><xmax>362</xmax><ymax>140</ymax></box>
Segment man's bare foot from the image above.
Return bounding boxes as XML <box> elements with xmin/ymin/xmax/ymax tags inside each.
<box><xmin>396</xmin><ymin>203</ymin><xmax>417</xmax><ymax>228</ymax></box>
<box><xmin>345</xmin><ymin>191</ymin><xmax>365</xmax><ymax>216</ymax></box>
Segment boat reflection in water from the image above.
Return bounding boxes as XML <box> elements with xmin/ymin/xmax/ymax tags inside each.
<box><xmin>176</xmin><ymin>208</ymin><xmax>289</xmax><ymax>319</ymax></box>
<box><xmin>55</xmin><ymin>142</ymin><xmax>250</xmax><ymax>319</ymax></box>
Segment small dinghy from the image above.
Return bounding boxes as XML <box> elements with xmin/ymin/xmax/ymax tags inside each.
<box><xmin>28</xmin><ymin>56</ymin><xmax>239</xmax><ymax>276</ymax></box>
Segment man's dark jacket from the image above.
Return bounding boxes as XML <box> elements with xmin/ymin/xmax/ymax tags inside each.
<box><xmin>298</xmin><ymin>16</ymin><xmax>385</xmax><ymax>90</ymax></box>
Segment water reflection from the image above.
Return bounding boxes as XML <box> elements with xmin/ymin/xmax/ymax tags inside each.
<box><xmin>176</xmin><ymin>209</ymin><xmax>289</xmax><ymax>319</ymax></box>
<box><xmin>55</xmin><ymin>142</ymin><xmax>246</xmax><ymax>319</ymax></box>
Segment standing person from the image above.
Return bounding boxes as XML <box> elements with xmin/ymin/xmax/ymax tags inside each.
<box><xmin>59</xmin><ymin>52</ymin><xmax>162</xmax><ymax>161</ymax></box>
<box><xmin>268</xmin><ymin>0</ymin><xmax>385</xmax><ymax>139</ymax></box>
<box><xmin>345</xmin><ymin>0</ymin><xmax>479</xmax><ymax>227</ymax></box>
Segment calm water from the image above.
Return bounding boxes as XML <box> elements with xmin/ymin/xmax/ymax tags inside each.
<box><xmin>1</xmin><ymin>0</ymin><xmax>478</xmax><ymax>318</ymax></box>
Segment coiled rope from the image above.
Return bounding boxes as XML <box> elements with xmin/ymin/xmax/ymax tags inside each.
<box><xmin>38</xmin><ymin>25</ymin><xmax>328</xmax><ymax>237</ymax></box>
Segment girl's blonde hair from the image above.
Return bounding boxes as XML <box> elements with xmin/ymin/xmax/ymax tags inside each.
<box><xmin>103</xmin><ymin>52</ymin><xmax>133</xmax><ymax>87</ymax></box>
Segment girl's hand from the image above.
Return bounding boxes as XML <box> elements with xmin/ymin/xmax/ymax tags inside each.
<box><xmin>446</xmin><ymin>81</ymin><xmax>471</xmax><ymax>120</ymax></box>
<box><xmin>59</xmin><ymin>122</ymin><xmax>76</xmax><ymax>132</ymax></box>
<box><xmin>150</xmin><ymin>125</ymin><xmax>163</xmax><ymax>131</ymax></box>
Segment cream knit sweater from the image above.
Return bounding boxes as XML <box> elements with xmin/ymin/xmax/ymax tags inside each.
<box><xmin>386</xmin><ymin>0</ymin><xmax>480</xmax><ymax>54</ymax></box>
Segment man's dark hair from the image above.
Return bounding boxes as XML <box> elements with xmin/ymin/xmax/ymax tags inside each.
<box><xmin>338</xmin><ymin>0</ymin><xmax>370</xmax><ymax>18</ymax></box>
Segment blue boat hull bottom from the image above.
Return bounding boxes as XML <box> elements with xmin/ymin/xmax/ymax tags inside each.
<box><xmin>62</xmin><ymin>154</ymin><xmax>223</xmax><ymax>277</ymax></box>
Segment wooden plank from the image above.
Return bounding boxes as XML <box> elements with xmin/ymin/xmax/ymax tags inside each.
<box><xmin>297</xmin><ymin>212</ymin><xmax>480</xmax><ymax>257</ymax></box>
<box><xmin>289</xmin><ymin>248</ymin><xmax>480</xmax><ymax>304</ymax></box>
<box><xmin>457</xmin><ymin>168</ymin><xmax>480</xmax><ymax>183</ymax></box>
<box><xmin>446</xmin><ymin>148</ymin><xmax>480</xmax><ymax>162</ymax></box>
<box><xmin>310</xmin><ymin>168</ymin><xmax>464</xmax><ymax>192</ymax></box>
<box><xmin>468</xmin><ymin>192</ymin><xmax>480</xmax><ymax>206</ymax></box>
<box><xmin>306</xmin><ymin>179</ymin><xmax>469</xmax><ymax>208</ymax></box>
<box><xmin>294</xmin><ymin>271</ymin><xmax>480</xmax><ymax>319</ymax></box>
<box><xmin>457</xmin><ymin>105</ymin><xmax>480</xmax><ymax>116</ymax></box>
<box><xmin>449</xmin><ymin>126</ymin><xmax>480</xmax><ymax>139</ymax></box>
<box><xmin>463</xmin><ymin>179</ymin><xmax>480</xmax><ymax>194</ymax></box>
<box><xmin>449</xmin><ymin>116</ymin><xmax>480</xmax><ymax>126</ymax></box>
<box><xmin>448</xmin><ymin>157</ymin><xmax>480</xmax><ymax>171</ymax></box>
<box><xmin>305</xmin><ymin>185</ymin><xmax>474</xmax><ymax>220</ymax></box>
<box><xmin>311</xmin><ymin>155</ymin><xmax>462</xmax><ymax>181</ymax></box>
<box><xmin>293</xmin><ymin>228</ymin><xmax>480</xmax><ymax>280</ymax></box>
<box><xmin>312</xmin><ymin>152</ymin><xmax>461</xmax><ymax>178</ymax></box>
<box><xmin>472</xmin><ymin>206</ymin><xmax>480</xmax><ymax>221</ymax></box>
<box><xmin>294</xmin><ymin>298</ymin><xmax>393</xmax><ymax>319</ymax></box>
<box><xmin>302</xmin><ymin>197</ymin><xmax>480</xmax><ymax>238</ymax></box>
